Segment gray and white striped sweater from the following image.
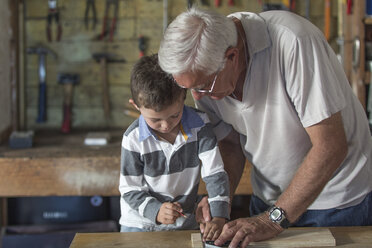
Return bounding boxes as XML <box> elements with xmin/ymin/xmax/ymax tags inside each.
<box><xmin>119</xmin><ymin>106</ymin><xmax>230</xmax><ymax>231</ymax></box>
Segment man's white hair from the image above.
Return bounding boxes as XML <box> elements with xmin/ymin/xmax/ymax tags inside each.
<box><xmin>158</xmin><ymin>7</ymin><xmax>237</xmax><ymax>76</ymax></box>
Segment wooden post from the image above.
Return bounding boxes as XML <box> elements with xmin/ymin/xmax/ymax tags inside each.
<box><xmin>350</xmin><ymin>0</ymin><xmax>366</xmax><ymax>109</ymax></box>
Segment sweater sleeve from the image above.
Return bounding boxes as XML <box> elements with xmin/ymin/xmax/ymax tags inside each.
<box><xmin>119</xmin><ymin>134</ymin><xmax>163</xmax><ymax>224</ymax></box>
<box><xmin>197</xmin><ymin>119</ymin><xmax>230</xmax><ymax>219</ymax></box>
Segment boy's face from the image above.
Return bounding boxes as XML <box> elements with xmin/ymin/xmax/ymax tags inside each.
<box><xmin>138</xmin><ymin>99</ymin><xmax>184</xmax><ymax>134</ymax></box>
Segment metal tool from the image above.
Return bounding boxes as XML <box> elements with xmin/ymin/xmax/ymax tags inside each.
<box><xmin>100</xmin><ymin>0</ymin><xmax>119</xmax><ymax>42</ymax></box>
<box><xmin>138</xmin><ymin>35</ymin><xmax>146</xmax><ymax>58</ymax></box>
<box><xmin>367</xmin><ymin>61</ymin><xmax>372</xmax><ymax>125</ymax></box>
<box><xmin>92</xmin><ymin>53</ymin><xmax>125</xmax><ymax>120</ymax></box>
<box><xmin>57</xmin><ymin>73</ymin><xmax>80</xmax><ymax>133</ymax></box>
<box><xmin>47</xmin><ymin>0</ymin><xmax>62</xmax><ymax>42</ymax></box>
<box><xmin>85</xmin><ymin>0</ymin><xmax>97</xmax><ymax>30</ymax></box>
<box><xmin>27</xmin><ymin>46</ymin><xmax>57</xmax><ymax>123</ymax></box>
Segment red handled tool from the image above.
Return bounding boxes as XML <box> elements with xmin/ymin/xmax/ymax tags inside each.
<box><xmin>57</xmin><ymin>73</ymin><xmax>80</xmax><ymax>133</ymax></box>
<box><xmin>100</xmin><ymin>0</ymin><xmax>119</xmax><ymax>42</ymax></box>
<box><xmin>47</xmin><ymin>0</ymin><xmax>62</xmax><ymax>42</ymax></box>
<box><xmin>138</xmin><ymin>36</ymin><xmax>146</xmax><ymax>58</ymax></box>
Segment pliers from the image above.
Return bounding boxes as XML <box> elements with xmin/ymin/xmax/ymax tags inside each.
<box><xmin>46</xmin><ymin>0</ymin><xmax>62</xmax><ymax>42</ymax></box>
<box><xmin>84</xmin><ymin>0</ymin><xmax>97</xmax><ymax>30</ymax></box>
<box><xmin>100</xmin><ymin>0</ymin><xmax>119</xmax><ymax>42</ymax></box>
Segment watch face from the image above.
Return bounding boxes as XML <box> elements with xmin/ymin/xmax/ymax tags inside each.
<box><xmin>271</xmin><ymin>208</ymin><xmax>282</xmax><ymax>221</ymax></box>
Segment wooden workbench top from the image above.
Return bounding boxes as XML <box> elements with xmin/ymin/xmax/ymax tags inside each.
<box><xmin>0</xmin><ymin>129</ymin><xmax>251</xmax><ymax>197</ymax></box>
<box><xmin>69</xmin><ymin>226</ymin><xmax>372</xmax><ymax>248</ymax></box>
<box><xmin>0</xmin><ymin>129</ymin><xmax>123</xmax><ymax>197</ymax></box>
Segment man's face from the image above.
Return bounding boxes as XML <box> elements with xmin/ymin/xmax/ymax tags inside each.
<box><xmin>173</xmin><ymin>54</ymin><xmax>238</xmax><ymax>101</ymax></box>
<box><xmin>139</xmin><ymin>98</ymin><xmax>184</xmax><ymax>134</ymax></box>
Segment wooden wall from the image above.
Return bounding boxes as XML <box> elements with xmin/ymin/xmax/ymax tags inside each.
<box><xmin>23</xmin><ymin>0</ymin><xmax>339</xmax><ymax>130</ymax></box>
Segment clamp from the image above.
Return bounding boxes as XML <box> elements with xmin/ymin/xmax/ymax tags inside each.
<box><xmin>100</xmin><ymin>0</ymin><xmax>119</xmax><ymax>42</ymax></box>
<box><xmin>84</xmin><ymin>0</ymin><xmax>97</xmax><ymax>30</ymax></box>
<box><xmin>47</xmin><ymin>0</ymin><xmax>62</xmax><ymax>42</ymax></box>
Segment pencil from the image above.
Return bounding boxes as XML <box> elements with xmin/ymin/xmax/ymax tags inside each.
<box><xmin>176</xmin><ymin>209</ymin><xmax>187</xmax><ymax>218</ymax></box>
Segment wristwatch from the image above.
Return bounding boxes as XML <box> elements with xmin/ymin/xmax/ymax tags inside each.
<box><xmin>267</xmin><ymin>205</ymin><xmax>290</xmax><ymax>229</ymax></box>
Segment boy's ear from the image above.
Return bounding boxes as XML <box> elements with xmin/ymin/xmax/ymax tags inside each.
<box><xmin>129</xmin><ymin>99</ymin><xmax>140</xmax><ymax>111</ymax></box>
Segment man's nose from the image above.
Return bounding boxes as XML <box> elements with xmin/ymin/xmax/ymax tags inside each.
<box><xmin>191</xmin><ymin>90</ymin><xmax>205</xmax><ymax>100</ymax></box>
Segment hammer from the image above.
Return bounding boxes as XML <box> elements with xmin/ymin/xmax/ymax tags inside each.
<box><xmin>92</xmin><ymin>53</ymin><xmax>125</xmax><ymax>120</ymax></box>
<box><xmin>27</xmin><ymin>45</ymin><xmax>57</xmax><ymax>123</ymax></box>
<box><xmin>57</xmin><ymin>73</ymin><xmax>80</xmax><ymax>133</ymax></box>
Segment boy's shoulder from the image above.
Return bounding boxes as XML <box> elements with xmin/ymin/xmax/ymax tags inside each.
<box><xmin>123</xmin><ymin>118</ymin><xmax>140</xmax><ymax>137</ymax></box>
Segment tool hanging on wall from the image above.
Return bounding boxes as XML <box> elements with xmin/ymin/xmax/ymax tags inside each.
<box><xmin>84</xmin><ymin>0</ymin><xmax>97</xmax><ymax>30</ymax></box>
<box><xmin>27</xmin><ymin>45</ymin><xmax>57</xmax><ymax>123</ymax></box>
<box><xmin>57</xmin><ymin>73</ymin><xmax>80</xmax><ymax>133</ymax></box>
<box><xmin>324</xmin><ymin>0</ymin><xmax>331</xmax><ymax>41</ymax></box>
<box><xmin>138</xmin><ymin>35</ymin><xmax>146</xmax><ymax>58</ymax></box>
<box><xmin>347</xmin><ymin>0</ymin><xmax>352</xmax><ymax>15</ymax></box>
<box><xmin>163</xmin><ymin>0</ymin><xmax>168</xmax><ymax>34</ymax></box>
<box><xmin>47</xmin><ymin>0</ymin><xmax>62</xmax><ymax>42</ymax></box>
<box><xmin>100</xmin><ymin>0</ymin><xmax>119</xmax><ymax>42</ymax></box>
<box><xmin>92</xmin><ymin>53</ymin><xmax>125</xmax><ymax>121</ymax></box>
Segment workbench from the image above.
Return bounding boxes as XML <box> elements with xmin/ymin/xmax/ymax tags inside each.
<box><xmin>69</xmin><ymin>226</ymin><xmax>372</xmax><ymax>248</ymax></box>
<box><xmin>0</xmin><ymin>130</ymin><xmax>252</xmax><ymax>227</ymax></box>
<box><xmin>0</xmin><ymin>129</ymin><xmax>251</xmax><ymax>197</ymax></box>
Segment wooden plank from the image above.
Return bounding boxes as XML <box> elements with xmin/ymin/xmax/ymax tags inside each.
<box><xmin>191</xmin><ymin>228</ymin><xmax>336</xmax><ymax>247</ymax></box>
<box><xmin>69</xmin><ymin>227</ymin><xmax>372</xmax><ymax>248</ymax></box>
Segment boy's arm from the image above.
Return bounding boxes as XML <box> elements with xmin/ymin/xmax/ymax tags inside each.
<box><xmin>198</xmin><ymin>123</ymin><xmax>230</xmax><ymax>220</ymax></box>
<box><xmin>119</xmin><ymin>142</ymin><xmax>162</xmax><ymax>224</ymax></box>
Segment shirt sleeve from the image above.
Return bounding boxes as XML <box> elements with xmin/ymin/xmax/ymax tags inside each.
<box><xmin>197</xmin><ymin>115</ymin><xmax>230</xmax><ymax>219</ymax></box>
<box><xmin>284</xmin><ymin>32</ymin><xmax>347</xmax><ymax>127</ymax></box>
<box><xmin>119</xmin><ymin>134</ymin><xmax>162</xmax><ymax>224</ymax></box>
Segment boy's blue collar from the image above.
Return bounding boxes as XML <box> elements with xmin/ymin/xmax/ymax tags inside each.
<box><xmin>138</xmin><ymin>105</ymin><xmax>205</xmax><ymax>142</ymax></box>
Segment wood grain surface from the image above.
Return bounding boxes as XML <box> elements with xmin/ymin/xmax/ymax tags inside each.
<box><xmin>192</xmin><ymin>228</ymin><xmax>336</xmax><ymax>247</ymax></box>
<box><xmin>69</xmin><ymin>226</ymin><xmax>372</xmax><ymax>248</ymax></box>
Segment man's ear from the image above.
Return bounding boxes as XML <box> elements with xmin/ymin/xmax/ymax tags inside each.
<box><xmin>225</xmin><ymin>47</ymin><xmax>238</xmax><ymax>62</ymax></box>
<box><xmin>129</xmin><ymin>99</ymin><xmax>140</xmax><ymax>111</ymax></box>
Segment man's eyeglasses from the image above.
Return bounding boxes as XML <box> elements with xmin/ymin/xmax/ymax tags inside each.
<box><xmin>175</xmin><ymin>64</ymin><xmax>223</xmax><ymax>93</ymax></box>
<box><xmin>192</xmin><ymin>68</ymin><xmax>222</xmax><ymax>93</ymax></box>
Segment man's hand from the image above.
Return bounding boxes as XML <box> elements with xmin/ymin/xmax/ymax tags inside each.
<box><xmin>156</xmin><ymin>202</ymin><xmax>184</xmax><ymax>225</ymax></box>
<box><xmin>214</xmin><ymin>213</ymin><xmax>283</xmax><ymax>248</ymax></box>
<box><xmin>202</xmin><ymin>217</ymin><xmax>226</xmax><ymax>241</ymax></box>
<box><xmin>195</xmin><ymin>196</ymin><xmax>211</xmax><ymax>233</ymax></box>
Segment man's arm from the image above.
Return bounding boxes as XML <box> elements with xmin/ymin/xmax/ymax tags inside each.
<box><xmin>215</xmin><ymin>112</ymin><xmax>348</xmax><ymax>248</ymax></box>
<box><xmin>275</xmin><ymin>111</ymin><xmax>348</xmax><ymax>223</ymax></box>
<box><xmin>218</xmin><ymin>129</ymin><xmax>246</xmax><ymax>198</ymax></box>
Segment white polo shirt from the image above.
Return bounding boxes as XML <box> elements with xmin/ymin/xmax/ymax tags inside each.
<box><xmin>196</xmin><ymin>11</ymin><xmax>372</xmax><ymax>210</ymax></box>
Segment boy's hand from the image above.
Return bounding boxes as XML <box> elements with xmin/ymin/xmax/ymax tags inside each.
<box><xmin>156</xmin><ymin>202</ymin><xmax>184</xmax><ymax>225</ymax></box>
<box><xmin>196</xmin><ymin>196</ymin><xmax>211</xmax><ymax>233</ymax></box>
<box><xmin>202</xmin><ymin>217</ymin><xmax>226</xmax><ymax>241</ymax></box>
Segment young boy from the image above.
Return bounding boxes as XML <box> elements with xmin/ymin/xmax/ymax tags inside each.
<box><xmin>119</xmin><ymin>54</ymin><xmax>230</xmax><ymax>241</ymax></box>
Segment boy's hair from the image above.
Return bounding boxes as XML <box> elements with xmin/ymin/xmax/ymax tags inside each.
<box><xmin>130</xmin><ymin>54</ymin><xmax>187</xmax><ymax>112</ymax></box>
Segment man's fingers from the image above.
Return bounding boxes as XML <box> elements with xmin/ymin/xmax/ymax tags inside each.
<box><xmin>228</xmin><ymin>228</ymin><xmax>250</xmax><ymax>248</ymax></box>
<box><xmin>199</xmin><ymin>222</ymin><xmax>205</xmax><ymax>234</ymax></box>
<box><xmin>214</xmin><ymin>222</ymin><xmax>237</xmax><ymax>246</ymax></box>
<box><xmin>202</xmin><ymin>204</ymin><xmax>211</xmax><ymax>222</ymax></box>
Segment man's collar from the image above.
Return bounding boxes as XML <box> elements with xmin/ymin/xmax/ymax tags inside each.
<box><xmin>228</xmin><ymin>12</ymin><xmax>271</xmax><ymax>57</ymax></box>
